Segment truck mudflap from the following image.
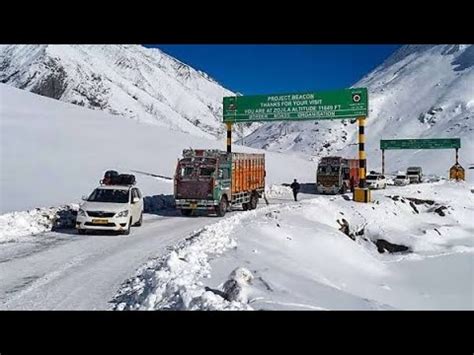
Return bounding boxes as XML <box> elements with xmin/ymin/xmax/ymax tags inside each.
<box><xmin>175</xmin><ymin>199</ymin><xmax>219</xmax><ymax>210</ymax></box>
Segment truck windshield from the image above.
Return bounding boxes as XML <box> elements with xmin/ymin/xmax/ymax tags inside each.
<box><xmin>88</xmin><ymin>189</ymin><xmax>129</xmax><ymax>203</ymax></box>
<box><xmin>318</xmin><ymin>166</ymin><xmax>340</xmax><ymax>175</ymax></box>
<box><xmin>180</xmin><ymin>166</ymin><xmax>194</xmax><ymax>177</ymax></box>
<box><xmin>199</xmin><ymin>167</ymin><xmax>215</xmax><ymax>176</ymax></box>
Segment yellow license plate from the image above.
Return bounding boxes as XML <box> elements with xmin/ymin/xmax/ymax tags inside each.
<box><xmin>92</xmin><ymin>219</ymin><xmax>109</xmax><ymax>224</ymax></box>
<box><xmin>190</xmin><ymin>203</ymin><xmax>197</xmax><ymax>209</ymax></box>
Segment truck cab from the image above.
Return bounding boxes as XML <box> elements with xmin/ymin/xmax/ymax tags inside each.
<box><xmin>174</xmin><ymin>150</ymin><xmax>231</xmax><ymax>216</ymax></box>
<box><xmin>317</xmin><ymin>156</ymin><xmax>358</xmax><ymax>194</ymax></box>
<box><xmin>406</xmin><ymin>166</ymin><xmax>423</xmax><ymax>183</ymax></box>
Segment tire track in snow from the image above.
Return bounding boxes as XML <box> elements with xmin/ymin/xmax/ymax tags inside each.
<box><xmin>0</xmin><ymin>255</ymin><xmax>87</xmax><ymax>306</ymax></box>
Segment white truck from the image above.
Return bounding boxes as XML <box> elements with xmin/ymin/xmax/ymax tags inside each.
<box><xmin>406</xmin><ymin>167</ymin><xmax>423</xmax><ymax>183</ymax></box>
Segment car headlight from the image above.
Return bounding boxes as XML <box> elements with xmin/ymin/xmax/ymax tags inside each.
<box><xmin>115</xmin><ymin>210</ymin><xmax>129</xmax><ymax>218</ymax></box>
<box><xmin>78</xmin><ymin>209</ymin><xmax>87</xmax><ymax>217</ymax></box>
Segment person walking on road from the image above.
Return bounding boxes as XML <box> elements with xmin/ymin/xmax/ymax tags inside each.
<box><xmin>290</xmin><ymin>179</ymin><xmax>301</xmax><ymax>201</ymax></box>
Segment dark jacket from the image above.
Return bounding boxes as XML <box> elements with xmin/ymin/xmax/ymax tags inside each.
<box><xmin>290</xmin><ymin>182</ymin><xmax>300</xmax><ymax>192</ymax></box>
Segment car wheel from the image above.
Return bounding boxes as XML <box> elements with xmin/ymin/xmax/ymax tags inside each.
<box><xmin>134</xmin><ymin>212</ymin><xmax>143</xmax><ymax>226</ymax></box>
<box><xmin>78</xmin><ymin>229</ymin><xmax>86</xmax><ymax>235</ymax></box>
<box><xmin>123</xmin><ymin>218</ymin><xmax>132</xmax><ymax>235</ymax></box>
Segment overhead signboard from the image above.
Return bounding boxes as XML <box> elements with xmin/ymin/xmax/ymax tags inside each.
<box><xmin>380</xmin><ymin>138</ymin><xmax>461</xmax><ymax>150</ymax></box>
<box><xmin>223</xmin><ymin>88</ymin><xmax>368</xmax><ymax>123</ymax></box>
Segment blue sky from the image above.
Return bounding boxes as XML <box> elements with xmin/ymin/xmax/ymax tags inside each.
<box><xmin>148</xmin><ymin>45</ymin><xmax>402</xmax><ymax>95</ymax></box>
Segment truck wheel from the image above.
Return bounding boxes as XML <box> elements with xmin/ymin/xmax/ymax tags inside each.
<box><xmin>216</xmin><ymin>196</ymin><xmax>228</xmax><ymax>217</ymax></box>
<box><xmin>181</xmin><ymin>209</ymin><xmax>192</xmax><ymax>217</ymax></box>
<box><xmin>78</xmin><ymin>229</ymin><xmax>86</xmax><ymax>235</ymax></box>
<box><xmin>250</xmin><ymin>194</ymin><xmax>258</xmax><ymax>210</ymax></box>
<box><xmin>134</xmin><ymin>212</ymin><xmax>143</xmax><ymax>226</ymax></box>
<box><xmin>242</xmin><ymin>203</ymin><xmax>249</xmax><ymax>211</ymax></box>
<box><xmin>340</xmin><ymin>184</ymin><xmax>347</xmax><ymax>194</ymax></box>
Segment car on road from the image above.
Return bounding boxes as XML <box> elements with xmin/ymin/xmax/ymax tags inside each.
<box><xmin>76</xmin><ymin>185</ymin><xmax>144</xmax><ymax>235</ymax></box>
<box><xmin>394</xmin><ymin>173</ymin><xmax>410</xmax><ymax>186</ymax></box>
<box><xmin>366</xmin><ymin>173</ymin><xmax>387</xmax><ymax>189</ymax></box>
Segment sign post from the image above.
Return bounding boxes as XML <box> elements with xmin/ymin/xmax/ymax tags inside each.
<box><xmin>223</xmin><ymin>88</ymin><xmax>371</xmax><ymax>202</ymax></box>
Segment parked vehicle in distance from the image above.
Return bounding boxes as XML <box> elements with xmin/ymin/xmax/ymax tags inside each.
<box><xmin>366</xmin><ymin>173</ymin><xmax>387</xmax><ymax>189</ymax></box>
<box><xmin>406</xmin><ymin>166</ymin><xmax>423</xmax><ymax>183</ymax></box>
<box><xmin>394</xmin><ymin>173</ymin><xmax>410</xmax><ymax>186</ymax></box>
<box><xmin>174</xmin><ymin>149</ymin><xmax>265</xmax><ymax>217</ymax></box>
<box><xmin>316</xmin><ymin>156</ymin><xmax>359</xmax><ymax>194</ymax></box>
<box><xmin>76</xmin><ymin>173</ymin><xmax>143</xmax><ymax>235</ymax></box>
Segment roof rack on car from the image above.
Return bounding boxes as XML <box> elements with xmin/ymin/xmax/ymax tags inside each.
<box><xmin>99</xmin><ymin>172</ymin><xmax>136</xmax><ymax>187</ymax></box>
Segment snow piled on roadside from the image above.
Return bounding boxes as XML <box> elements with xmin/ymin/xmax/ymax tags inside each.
<box><xmin>265</xmin><ymin>185</ymin><xmax>292</xmax><ymax>199</ymax></box>
<box><xmin>112</xmin><ymin>207</ymin><xmax>274</xmax><ymax>310</ymax></box>
<box><xmin>0</xmin><ymin>205</ymin><xmax>79</xmax><ymax>243</ymax></box>
<box><xmin>114</xmin><ymin>180</ymin><xmax>474</xmax><ymax>310</ymax></box>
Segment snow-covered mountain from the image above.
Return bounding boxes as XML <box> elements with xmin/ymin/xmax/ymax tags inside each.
<box><xmin>244</xmin><ymin>45</ymin><xmax>474</xmax><ymax>175</ymax></box>
<box><xmin>0</xmin><ymin>45</ymin><xmax>254</xmax><ymax>139</ymax></box>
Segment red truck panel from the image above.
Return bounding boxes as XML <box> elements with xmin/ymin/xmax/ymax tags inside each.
<box><xmin>348</xmin><ymin>159</ymin><xmax>360</xmax><ymax>188</ymax></box>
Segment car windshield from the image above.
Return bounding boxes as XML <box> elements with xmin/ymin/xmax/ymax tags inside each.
<box><xmin>366</xmin><ymin>175</ymin><xmax>378</xmax><ymax>180</ymax></box>
<box><xmin>88</xmin><ymin>189</ymin><xmax>129</xmax><ymax>203</ymax></box>
<box><xmin>396</xmin><ymin>175</ymin><xmax>406</xmax><ymax>179</ymax></box>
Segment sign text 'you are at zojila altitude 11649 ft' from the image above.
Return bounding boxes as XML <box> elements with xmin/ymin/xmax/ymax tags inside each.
<box><xmin>223</xmin><ymin>88</ymin><xmax>368</xmax><ymax>123</ymax></box>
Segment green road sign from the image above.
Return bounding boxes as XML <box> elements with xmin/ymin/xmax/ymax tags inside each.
<box><xmin>380</xmin><ymin>138</ymin><xmax>461</xmax><ymax>150</ymax></box>
<box><xmin>223</xmin><ymin>88</ymin><xmax>368</xmax><ymax>123</ymax></box>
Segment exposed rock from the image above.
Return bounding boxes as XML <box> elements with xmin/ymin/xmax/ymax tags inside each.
<box><xmin>375</xmin><ymin>239</ymin><xmax>410</xmax><ymax>254</ymax></box>
<box><xmin>433</xmin><ymin>206</ymin><xmax>448</xmax><ymax>217</ymax></box>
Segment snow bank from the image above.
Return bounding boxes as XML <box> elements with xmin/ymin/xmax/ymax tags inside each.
<box><xmin>112</xmin><ymin>207</ymin><xmax>278</xmax><ymax>310</ymax></box>
<box><xmin>118</xmin><ymin>180</ymin><xmax>473</xmax><ymax>310</ymax></box>
<box><xmin>265</xmin><ymin>184</ymin><xmax>293</xmax><ymax>198</ymax></box>
<box><xmin>143</xmin><ymin>194</ymin><xmax>175</xmax><ymax>213</ymax></box>
<box><xmin>0</xmin><ymin>205</ymin><xmax>78</xmax><ymax>243</ymax></box>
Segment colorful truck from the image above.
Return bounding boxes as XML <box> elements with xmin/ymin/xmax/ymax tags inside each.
<box><xmin>174</xmin><ymin>149</ymin><xmax>265</xmax><ymax>216</ymax></box>
<box><xmin>316</xmin><ymin>156</ymin><xmax>359</xmax><ymax>194</ymax></box>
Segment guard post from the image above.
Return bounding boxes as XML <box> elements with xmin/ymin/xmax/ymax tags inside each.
<box><xmin>353</xmin><ymin>116</ymin><xmax>371</xmax><ymax>202</ymax></box>
<box><xmin>449</xmin><ymin>147</ymin><xmax>465</xmax><ymax>181</ymax></box>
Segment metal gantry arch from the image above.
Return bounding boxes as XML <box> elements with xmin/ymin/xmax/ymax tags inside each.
<box><xmin>380</xmin><ymin>138</ymin><xmax>464</xmax><ymax>180</ymax></box>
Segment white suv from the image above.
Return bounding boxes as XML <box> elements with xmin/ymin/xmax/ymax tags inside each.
<box><xmin>366</xmin><ymin>174</ymin><xmax>387</xmax><ymax>189</ymax></box>
<box><xmin>394</xmin><ymin>174</ymin><xmax>410</xmax><ymax>186</ymax></box>
<box><xmin>76</xmin><ymin>185</ymin><xmax>144</xmax><ymax>235</ymax></box>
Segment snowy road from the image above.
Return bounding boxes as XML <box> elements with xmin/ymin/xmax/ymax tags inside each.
<box><xmin>0</xmin><ymin>212</ymin><xmax>219</xmax><ymax>310</ymax></box>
